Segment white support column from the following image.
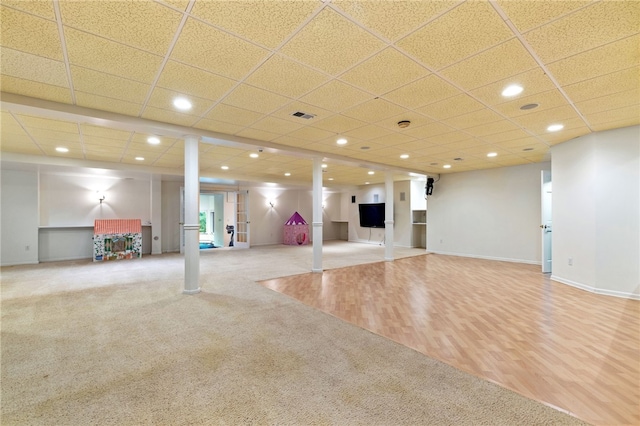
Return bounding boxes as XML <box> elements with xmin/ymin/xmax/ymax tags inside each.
<box><xmin>385</xmin><ymin>171</ymin><xmax>394</xmax><ymax>262</ymax></box>
<box><xmin>312</xmin><ymin>157</ymin><xmax>323</xmax><ymax>273</ymax></box>
<box><xmin>183</xmin><ymin>136</ymin><xmax>200</xmax><ymax>294</ymax></box>
<box><xmin>150</xmin><ymin>174</ymin><xmax>162</xmax><ymax>255</ymax></box>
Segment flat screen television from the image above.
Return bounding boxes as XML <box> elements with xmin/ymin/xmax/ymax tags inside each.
<box><xmin>359</xmin><ymin>203</ymin><xmax>385</xmax><ymax>228</ymax></box>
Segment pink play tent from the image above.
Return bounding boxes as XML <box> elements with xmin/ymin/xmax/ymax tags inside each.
<box><xmin>283</xmin><ymin>212</ymin><xmax>309</xmax><ymax>245</ymax></box>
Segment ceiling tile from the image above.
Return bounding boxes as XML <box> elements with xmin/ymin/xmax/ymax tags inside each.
<box><xmin>83</xmin><ymin>137</ymin><xmax>128</xmax><ymax>150</ymax></box>
<box><xmin>431</xmin><ymin>131</ymin><xmax>472</xmax><ymax>145</ymax></box>
<box><xmin>75</xmin><ymin>92</ymin><xmax>142</xmax><ymax>117</ymax></box>
<box><xmin>470</xmin><ymin>68</ymin><xmax>557</xmax><ymax>107</ymax></box>
<box><xmin>587</xmin><ymin>104</ymin><xmax>640</xmax><ymax>126</ymax></box>
<box><xmin>333</xmin><ymin>0</ymin><xmax>458</xmax><ymax>41</ymax></box>
<box><xmin>16</xmin><ymin>115</ymin><xmax>78</xmax><ymax>133</ymax></box>
<box><xmin>271</xmin><ymin>135</ymin><xmax>315</xmax><ymax>149</ymax></box>
<box><xmin>368</xmin><ymin>133</ymin><xmax>417</xmax><ymax>147</ymax></box>
<box><xmin>0</xmin><ymin>136</ymin><xmax>43</xmax><ymax>155</ymax></box>
<box><xmin>152</xmin><ymin>156</ymin><xmax>183</xmax><ymax>169</ymax></box>
<box><xmin>170</xmin><ymin>17</ymin><xmax>269</xmax><ymax>80</ymax></box>
<box><xmin>403</xmin><ymin>122</ymin><xmax>456</xmax><ymax>139</ymax></box>
<box><xmin>418</xmin><ymin>94</ymin><xmax>484</xmax><ymax>120</ymax></box>
<box><xmin>311</xmin><ymin>114</ymin><xmax>367</xmax><ymax>134</ymax></box>
<box><xmin>222</xmin><ymin>84</ymin><xmax>291</xmax><ymax>115</ymax></box>
<box><xmin>194</xmin><ymin>118</ymin><xmax>245</xmax><ymax>136</ymax></box>
<box><xmin>235</xmin><ymin>128</ymin><xmax>280</xmax><ymax>143</ymax></box>
<box><xmin>547</xmin><ymin>35</ymin><xmax>640</xmax><ymax>86</ymax></box>
<box><xmin>564</xmin><ymin>67</ymin><xmax>640</xmax><ymax>103</ymax></box>
<box><xmin>1</xmin><ymin>48</ymin><xmax>68</xmax><ymax>87</ymax></box>
<box><xmin>383</xmin><ymin>74</ymin><xmax>459</xmax><ymax>109</ymax></box>
<box><xmin>1</xmin><ymin>0</ymin><xmax>55</xmax><ymax>19</ymax></box>
<box><xmin>205</xmin><ymin>103</ymin><xmax>263</xmax><ymax>127</ymax></box>
<box><xmin>271</xmin><ymin>101</ymin><xmax>333</xmax><ymax>124</ymax></box>
<box><xmin>513</xmin><ymin>106</ymin><xmax>585</xmax><ymax>134</ymax></box>
<box><xmin>340</xmin><ymin>48</ymin><xmax>429</xmax><ymax>95</ymax></box>
<box><xmin>591</xmin><ymin>117</ymin><xmax>640</xmax><ymax>132</ymax></box>
<box><xmin>245</xmin><ymin>54</ymin><xmax>330</xmax><ymax>99</ymax></box>
<box><xmin>493</xmin><ymin>136</ymin><xmax>542</xmax><ymax>149</ymax></box>
<box><xmin>492</xmin><ymin>89</ymin><xmax>570</xmax><ymax>119</ymax></box>
<box><xmin>397</xmin><ymin>1</ymin><xmax>512</xmax><ymax>70</ymax></box>
<box><xmin>495</xmin><ymin>0</ymin><xmax>595</xmax><ymax>33</ymax></box>
<box><xmin>59</xmin><ymin>1</ymin><xmax>182</xmax><ymax>55</ymax></box>
<box><xmin>440</xmin><ymin>38</ymin><xmax>538</xmax><ymax>91</ymax></box>
<box><xmin>0</xmin><ymin>75</ymin><xmax>72</xmax><ymax>104</ymax></box>
<box><xmin>280</xmin><ymin>8</ymin><xmax>385</xmax><ymax>76</ymax></box>
<box><xmin>145</xmin><ymin>86</ymin><xmax>213</xmax><ymax>117</ymax></box>
<box><xmin>65</xmin><ymin>28</ymin><xmax>164</xmax><ymax>83</ymax></box>
<box><xmin>141</xmin><ymin>106</ymin><xmax>199</xmax><ymax>127</ymax></box>
<box><xmin>543</xmin><ymin>126</ymin><xmax>591</xmax><ymax>145</ymax></box>
<box><xmin>299</xmin><ymin>80</ymin><xmax>372</xmax><ymax>113</ymax></box>
<box><xmin>284</xmin><ymin>126</ymin><xmax>337</xmax><ymax>143</ymax></box>
<box><xmin>250</xmin><ymin>116</ymin><xmax>304</xmax><ymax>135</ymax></box>
<box><xmin>464</xmin><ymin>119</ymin><xmax>520</xmax><ymax>138</ymax></box>
<box><xmin>344</xmin><ymin>124</ymin><xmax>394</xmax><ymax>141</ymax></box>
<box><xmin>191</xmin><ymin>0</ymin><xmax>318</xmax><ymax>49</ymax></box>
<box><xmin>1</xmin><ymin>6</ymin><xmax>62</xmax><ymax>60</ymax></box>
<box><xmin>342</xmin><ymin>98</ymin><xmax>407</xmax><ymax>124</ymax></box>
<box><xmin>523</xmin><ymin>1</ymin><xmax>640</xmax><ymax>63</ymax></box>
<box><xmin>71</xmin><ymin>66</ymin><xmax>149</xmax><ymax>104</ymax></box>
<box><xmin>157</xmin><ymin>61</ymin><xmax>236</xmax><ymax>101</ymax></box>
<box><xmin>484</xmin><ymin>130</ymin><xmax>539</xmax><ymax>145</ymax></box>
<box><xmin>81</xmin><ymin>125</ymin><xmax>132</xmax><ymax>141</ymax></box>
<box><xmin>576</xmin><ymin>90</ymin><xmax>640</xmax><ymax>116</ymax></box>
<box><xmin>85</xmin><ymin>152</ymin><xmax>123</xmax><ymax>162</ymax></box>
<box><xmin>0</xmin><ymin>111</ymin><xmax>23</xmax><ymax>132</ymax></box>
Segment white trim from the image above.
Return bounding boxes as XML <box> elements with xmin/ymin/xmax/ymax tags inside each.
<box><xmin>1</xmin><ymin>260</ymin><xmax>39</xmax><ymax>266</ymax></box>
<box><xmin>426</xmin><ymin>250</ymin><xmax>540</xmax><ymax>265</ymax></box>
<box><xmin>551</xmin><ymin>275</ymin><xmax>640</xmax><ymax>300</ymax></box>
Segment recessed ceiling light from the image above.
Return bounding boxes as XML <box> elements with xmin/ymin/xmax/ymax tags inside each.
<box><xmin>328</xmin><ymin>177</ymin><xmax>334</xmax><ymax>181</ymax></box>
<box><xmin>336</xmin><ymin>138</ymin><xmax>348</xmax><ymax>145</ymax></box>
<box><xmin>397</xmin><ymin>120</ymin><xmax>411</xmax><ymax>128</ymax></box>
<box><xmin>173</xmin><ymin>97</ymin><xmax>192</xmax><ymax>111</ymax></box>
<box><xmin>443</xmin><ymin>164</ymin><xmax>451</xmax><ymax>169</ymax></box>
<box><xmin>368</xmin><ymin>171</ymin><xmax>374</xmax><ymax>175</ymax></box>
<box><xmin>430</xmin><ymin>162</ymin><xmax>438</xmax><ymax>166</ymax></box>
<box><xmin>55</xmin><ymin>147</ymin><xmax>69</xmax><ymax>153</ymax></box>
<box><xmin>453</xmin><ymin>157</ymin><xmax>463</xmax><ymax>161</ymax></box>
<box><xmin>400</xmin><ymin>154</ymin><xmax>409</xmax><ymax>159</ymax></box>
<box><xmin>522</xmin><ymin>147</ymin><xmax>534</xmax><ymax>151</ymax></box>
<box><xmin>321</xmin><ymin>163</ymin><xmax>328</xmax><ymax>168</ymax></box>
<box><xmin>365</xmin><ymin>182</ymin><xmax>370</xmax><ymax>185</ymax></box>
<box><xmin>360</xmin><ymin>146</ymin><xmax>370</xmax><ymax>150</ymax></box>
<box><xmin>249</xmin><ymin>153</ymin><xmax>259</xmax><ymax>158</ymax></box>
<box><xmin>487</xmin><ymin>152</ymin><xmax>498</xmax><ymax>157</ymax></box>
<box><xmin>284</xmin><ymin>172</ymin><xmax>291</xmax><ymax>177</ymax></box>
<box><xmin>547</xmin><ymin>124</ymin><xmax>564</xmax><ymax>132</ymax></box>
<box><xmin>135</xmin><ymin>157</ymin><xmax>144</xmax><ymax>161</ymax></box>
<box><xmin>147</xmin><ymin>136</ymin><xmax>160</xmax><ymax>145</ymax></box>
<box><xmin>502</xmin><ymin>84</ymin><xmax>523</xmax><ymax>97</ymax></box>
<box><xmin>221</xmin><ymin>166</ymin><xmax>229</xmax><ymax>170</ymax></box>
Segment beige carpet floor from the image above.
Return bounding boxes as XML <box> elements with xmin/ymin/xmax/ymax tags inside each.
<box><xmin>1</xmin><ymin>242</ymin><xmax>586</xmax><ymax>425</ymax></box>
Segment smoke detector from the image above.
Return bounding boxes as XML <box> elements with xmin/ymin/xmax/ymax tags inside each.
<box><xmin>397</xmin><ymin>120</ymin><xmax>411</xmax><ymax>128</ymax></box>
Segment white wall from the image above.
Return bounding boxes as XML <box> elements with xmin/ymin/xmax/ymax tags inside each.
<box><xmin>1</xmin><ymin>169</ymin><xmax>39</xmax><ymax>266</ymax></box>
<box><xmin>552</xmin><ymin>126</ymin><xmax>639</xmax><ymax>299</ymax></box>
<box><xmin>348</xmin><ymin>184</ymin><xmax>387</xmax><ymax>244</ymax></box>
<box><xmin>247</xmin><ymin>187</ymin><xmax>340</xmax><ymax>246</ymax></box>
<box><xmin>161</xmin><ymin>181</ymin><xmax>181</xmax><ymax>253</ymax></box>
<box><xmin>426</xmin><ymin>162</ymin><xmax>548</xmax><ymax>263</ymax></box>
<box><xmin>39</xmin><ymin>173</ymin><xmax>151</xmax><ymax>226</ymax></box>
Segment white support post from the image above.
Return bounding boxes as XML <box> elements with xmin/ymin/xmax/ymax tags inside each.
<box><xmin>312</xmin><ymin>157</ymin><xmax>323</xmax><ymax>273</ymax></box>
<box><xmin>385</xmin><ymin>171</ymin><xmax>394</xmax><ymax>262</ymax></box>
<box><xmin>150</xmin><ymin>174</ymin><xmax>162</xmax><ymax>255</ymax></box>
<box><xmin>183</xmin><ymin>136</ymin><xmax>201</xmax><ymax>294</ymax></box>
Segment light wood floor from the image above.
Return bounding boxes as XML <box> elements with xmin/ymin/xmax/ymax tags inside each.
<box><xmin>259</xmin><ymin>254</ymin><xmax>639</xmax><ymax>426</ymax></box>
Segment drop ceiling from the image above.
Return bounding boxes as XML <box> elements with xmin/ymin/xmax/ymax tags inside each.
<box><xmin>1</xmin><ymin>0</ymin><xmax>638</xmax><ymax>186</ymax></box>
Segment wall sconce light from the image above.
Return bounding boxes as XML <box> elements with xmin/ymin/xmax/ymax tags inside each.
<box><xmin>267</xmin><ymin>200</ymin><xmax>275</xmax><ymax>208</ymax></box>
<box><xmin>98</xmin><ymin>192</ymin><xmax>106</xmax><ymax>204</ymax></box>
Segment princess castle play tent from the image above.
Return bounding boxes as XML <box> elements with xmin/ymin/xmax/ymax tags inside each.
<box><xmin>283</xmin><ymin>212</ymin><xmax>309</xmax><ymax>245</ymax></box>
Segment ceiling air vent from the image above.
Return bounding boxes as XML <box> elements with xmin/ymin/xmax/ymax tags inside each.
<box><xmin>291</xmin><ymin>111</ymin><xmax>316</xmax><ymax>119</ymax></box>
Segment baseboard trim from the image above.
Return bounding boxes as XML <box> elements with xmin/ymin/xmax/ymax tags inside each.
<box><xmin>1</xmin><ymin>260</ymin><xmax>39</xmax><ymax>267</ymax></box>
<box><xmin>551</xmin><ymin>275</ymin><xmax>640</xmax><ymax>300</ymax></box>
<box><xmin>426</xmin><ymin>250</ymin><xmax>540</xmax><ymax>265</ymax></box>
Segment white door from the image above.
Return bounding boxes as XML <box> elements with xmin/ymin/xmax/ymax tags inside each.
<box><xmin>234</xmin><ymin>190</ymin><xmax>250</xmax><ymax>248</ymax></box>
<box><xmin>541</xmin><ymin>171</ymin><xmax>552</xmax><ymax>273</ymax></box>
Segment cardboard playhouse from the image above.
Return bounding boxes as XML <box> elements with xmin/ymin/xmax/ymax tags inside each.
<box><xmin>93</xmin><ymin>219</ymin><xmax>143</xmax><ymax>261</ymax></box>
<box><xmin>284</xmin><ymin>212</ymin><xmax>309</xmax><ymax>245</ymax></box>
